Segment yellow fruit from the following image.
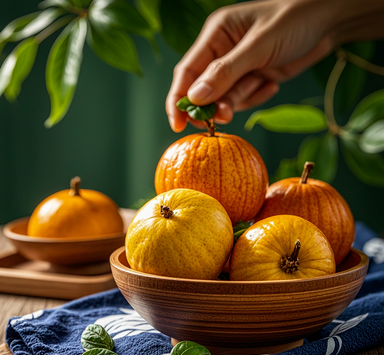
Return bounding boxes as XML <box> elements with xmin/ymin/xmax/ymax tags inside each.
<box><xmin>230</xmin><ymin>215</ymin><xmax>336</xmax><ymax>281</ymax></box>
<box><xmin>126</xmin><ymin>188</ymin><xmax>233</xmax><ymax>280</ymax></box>
<box><xmin>27</xmin><ymin>177</ymin><xmax>124</xmax><ymax>238</ymax></box>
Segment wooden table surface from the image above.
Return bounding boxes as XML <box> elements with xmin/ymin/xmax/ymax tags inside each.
<box><xmin>0</xmin><ymin>227</ymin><xmax>383</xmax><ymax>355</ymax></box>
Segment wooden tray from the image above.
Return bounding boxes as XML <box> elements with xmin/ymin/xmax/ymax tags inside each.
<box><xmin>0</xmin><ymin>250</ymin><xmax>116</xmax><ymax>300</ymax></box>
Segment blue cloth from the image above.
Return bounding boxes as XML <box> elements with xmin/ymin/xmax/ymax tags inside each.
<box><xmin>6</xmin><ymin>222</ymin><xmax>384</xmax><ymax>355</ymax></box>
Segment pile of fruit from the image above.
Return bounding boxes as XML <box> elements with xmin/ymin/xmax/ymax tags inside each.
<box><xmin>126</xmin><ymin>99</ymin><xmax>355</xmax><ymax>281</ymax></box>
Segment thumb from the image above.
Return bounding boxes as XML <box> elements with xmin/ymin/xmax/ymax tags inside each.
<box><xmin>187</xmin><ymin>37</ymin><xmax>261</xmax><ymax>106</ymax></box>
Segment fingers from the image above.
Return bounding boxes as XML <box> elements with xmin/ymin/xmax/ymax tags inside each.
<box><xmin>235</xmin><ymin>82</ymin><xmax>280</xmax><ymax>111</ymax></box>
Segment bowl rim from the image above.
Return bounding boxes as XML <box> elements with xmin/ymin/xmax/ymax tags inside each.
<box><xmin>3</xmin><ymin>217</ymin><xmax>125</xmax><ymax>244</ymax></box>
<box><xmin>110</xmin><ymin>246</ymin><xmax>369</xmax><ymax>285</ymax></box>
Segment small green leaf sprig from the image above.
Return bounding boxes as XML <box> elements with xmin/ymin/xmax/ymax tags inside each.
<box><xmin>245</xmin><ymin>45</ymin><xmax>384</xmax><ymax>187</ymax></box>
<box><xmin>176</xmin><ymin>96</ymin><xmax>217</xmax><ymax>136</ymax></box>
<box><xmin>81</xmin><ymin>324</ymin><xmax>116</xmax><ymax>355</ymax></box>
<box><xmin>170</xmin><ymin>341</ymin><xmax>211</xmax><ymax>355</ymax></box>
<box><xmin>233</xmin><ymin>221</ymin><xmax>252</xmax><ymax>244</ymax></box>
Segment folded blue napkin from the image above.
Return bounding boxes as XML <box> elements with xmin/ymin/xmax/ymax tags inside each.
<box><xmin>6</xmin><ymin>221</ymin><xmax>384</xmax><ymax>355</ymax></box>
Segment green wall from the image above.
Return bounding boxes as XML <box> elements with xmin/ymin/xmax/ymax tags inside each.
<box><xmin>1</xmin><ymin>1</ymin><xmax>384</xmax><ymax>233</ymax></box>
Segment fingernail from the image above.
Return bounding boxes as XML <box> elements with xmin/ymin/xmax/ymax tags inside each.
<box><xmin>188</xmin><ymin>82</ymin><xmax>212</xmax><ymax>103</ymax></box>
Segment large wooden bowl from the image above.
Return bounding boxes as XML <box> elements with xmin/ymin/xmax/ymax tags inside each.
<box><xmin>110</xmin><ymin>247</ymin><xmax>369</xmax><ymax>354</ymax></box>
<box><xmin>3</xmin><ymin>209</ymin><xmax>136</xmax><ymax>265</ymax></box>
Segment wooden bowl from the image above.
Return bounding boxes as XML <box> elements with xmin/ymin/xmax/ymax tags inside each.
<box><xmin>110</xmin><ymin>247</ymin><xmax>369</xmax><ymax>354</ymax></box>
<box><xmin>3</xmin><ymin>209</ymin><xmax>136</xmax><ymax>265</ymax></box>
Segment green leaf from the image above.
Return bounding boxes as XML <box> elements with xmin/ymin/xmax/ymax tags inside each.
<box><xmin>311</xmin><ymin>42</ymin><xmax>375</xmax><ymax>112</ymax></box>
<box><xmin>87</xmin><ymin>19</ymin><xmax>142</xmax><ymax>75</ymax></box>
<box><xmin>82</xmin><ymin>349</ymin><xmax>117</xmax><ymax>355</ymax></box>
<box><xmin>272</xmin><ymin>158</ymin><xmax>298</xmax><ymax>183</ymax></box>
<box><xmin>159</xmin><ymin>0</ymin><xmax>206</xmax><ymax>54</ymax></box>
<box><xmin>341</xmin><ymin>134</ymin><xmax>384</xmax><ymax>187</ymax></box>
<box><xmin>135</xmin><ymin>0</ymin><xmax>161</xmax><ymax>32</ymax></box>
<box><xmin>89</xmin><ymin>0</ymin><xmax>154</xmax><ymax>39</ymax></box>
<box><xmin>3</xmin><ymin>37</ymin><xmax>39</xmax><ymax>101</ymax></box>
<box><xmin>171</xmin><ymin>341</ymin><xmax>211</xmax><ymax>355</ymax></box>
<box><xmin>45</xmin><ymin>18</ymin><xmax>87</xmax><ymax>128</ymax></box>
<box><xmin>245</xmin><ymin>105</ymin><xmax>327</xmax><ymax>133</ymax></box>
<box><xmin>297</xmin><ymin>133</ymin><xmax>338</xmax><ymax>183</ymax></box>
<box><xmin>233</xmin><ymin>221</ymin><xmax>251</xmax><ymax>243</ymax></box>
<box><xmin>359</xmin><ymin>120</ymin><xmax>384</xmax><ymax>153</ymax></box>
<box><xmin>176</xmin><ymin>96</ymin><xmax>216</xmax><ymax>121</ymax></box>
<box><xmin>39</xmin><ymin>0</ymin><xmax>73</xmax><ymax>11</ymax></box>
<box><xmin>346</xmin><ymin>89</ymin><xmax>384</xmax><ymax>132</ymax></box>
<box><xmin>81</xmin><ymin>324</ymin><xmax>114</xmax><ymax>351</ymax></box>
<box><xmin>3</xmin><ymin>8</ymin><xmax>64</xmax><ymax>43</ymax></box>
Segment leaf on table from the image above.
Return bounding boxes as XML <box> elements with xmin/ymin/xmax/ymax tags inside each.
<box><xmin>311</xmin><ymin>41</ymin><xmax>376</xmax><ymax>113</ymax></box>
<box><xmin>3</xmin><ymin>37</ymin><xmax>39</xmax><ymax>101</ymax></box>
<box><xmin>341</xmin><ymin>134</ymin><xmax>384</xmax><ymax>187</ymax></box>
<box><xmin>81</xmin><ymin>324</ymin><xmax>114</xmax><ymax>351</ymax></box>
<box><xmin>82</xmin><ymin>349</ymin><xmax>117</xmax><ymax>355</ymax></box>
<box><xmin>297</xmin><ymin>133</ymin><xmax>338</xmax><ymax>183</ymax></box>
<box><xmin>171</xmin><ymin>340</ymin><xmax>211</xmax><ymax>355</ymax></box>
<box><xmin>346</xmin><ymin>89</ymin><xmax>384</xmax><ymax>132</ymax></box>
<box><xmin>87</xmin><ymin>18</ymin><xmax>142</xmax><ymax>75</ymax></box>
<box><xmin>245</xmin><ymin>105</ymin><xmax>327</xmax><ymax>133</ymax></box>
<box><xmin>159</xmin><ymin>0</ymin><xmax>206</xmax><ymax>54</ymax></box>
<box><xmin>359</xmin><ymin>119</ymin><xmax>384</xmax><ymax>153</ymax></box>
<box><xmin>45</xmin><ymin>18</ymin><xmax>87</xmax><ymax>128</ymax></box>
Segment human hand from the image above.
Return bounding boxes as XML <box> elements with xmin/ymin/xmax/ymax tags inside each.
<box><xmin>166</xmin><ymin>0</ymin><xmax>338</xmax><ymax>132</ymax></box>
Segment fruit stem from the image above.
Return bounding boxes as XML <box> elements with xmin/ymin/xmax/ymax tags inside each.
<box><xmin>160</xmin><ymin>205</ymin><xmax>174</xmax><ymax>218</ymax></box>
<box><xmin>300</xmin><ymin>161</ymin><xmax>314</xmax><ymax>184</ymax></box>
<box><xmin>70</xmin><ymin>176</ymin><xmax>81</xmax><ymax>196</ymax></box>
<box><xmin>204</xmin><ymin>119</ymin><xmax>216</xmax><ymax>137</ymax></box>
<box><xmin>280</xmin><ymin>240</ymin><xmax>301</xmax><ymax>274</ymax></box>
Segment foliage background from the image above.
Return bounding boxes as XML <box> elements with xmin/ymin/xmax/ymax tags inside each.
<box><xmin>1</xmin><ymin>0</ymin><xmax>384</xmax><ymax>232</ymax></box>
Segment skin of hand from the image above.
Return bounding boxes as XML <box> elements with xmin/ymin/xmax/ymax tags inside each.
<box><xmin>166</xmin><ymin>0</ymin><xmax>384</xmax><ymax>132</ymax></box>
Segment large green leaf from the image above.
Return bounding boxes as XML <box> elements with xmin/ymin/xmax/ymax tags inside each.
<box><xmin>3</xmin><ymin>38</ymin><xmax>39</xmax><ymax>101</ymax></box>
<box><xmin>245</xmin><ymin>105</ymin><xmax>327</xmax><ymax>133</ymax></box>
<box><xmin>38</xmin><ymin>0</ymin><xmax>73</xmax><ymax>11</ymax></box>
<box><xmin>159</xmin><ymin>0</ymin><xmax>207</xmax><ymax>54</ymax></box>
<box><xmin>89</xmin><ymin>0</ymin><xmax>153</xmax><ymax>38</ymax></box>
<box><xmin>311</xmin><ymin>42</ymin><xmax>375</xmax><ymax>113</ymax></box>
<box><xmin>87</xmin><ymin>18</ymin><xmax>141</xmax><ymax>75</ymax></box>
<box><xmin>135</xmin><ymin>0</ymin><xmax>161</xmax><ymax>32</ymax></box>
<box><xmin>2</xmin><ymin>8</ymin><xmax>64</xmax><ymax>43</ymax></box>
<box><xmin>297</xmin><ymin>133</ymin><xmax>338</xmax><ymax>183</ymax></box>
<box><xmin>346</xmin><ymin>89</ymin><xmax>384</xmax><ymax>132</ymax></box>
<box><xmin>271</xmin><ymin>158</ymin><xmax>299</xmax><ymax>183</ymax></box>
<box><xmin>45</xmin><ymin>18</ymin><xmax>87</xmax><ymax>128</ymax></box>
<box><xmin>341</xmin><ymin>134</ymin><xmax>384</xmax><ymax>187</ymax></box>
<box><xmin>359</xmin><ymin>120</ymin><xmax>384</xmax><ymax>153</ymax></box>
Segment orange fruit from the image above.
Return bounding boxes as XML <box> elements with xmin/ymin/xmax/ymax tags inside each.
<box><xmin>255</xmin><ymin>162</ymin><xmax>355</xmax><ymax>265</ymax></box>
<box><xmin>155</xmin><ymin>133</ymin><xmax>268</xmax><ymax>225</ymax></box>
<box><xmin>27</xmin><ymin>177</ymin><xmax>124</xmax><ymax>238</ymax></box>
<box><xmin>229</xmin><ymin>215</ymin><xmax>336</xmax><ymax>281</ymax></box>
<box><xmin>126</xmin><ymin>188</ymin><xmax>233</xmax><ymax>280</ymax></box>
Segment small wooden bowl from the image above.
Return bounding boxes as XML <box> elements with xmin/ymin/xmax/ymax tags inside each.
<box><xmin>110</xmin><ymin>247</ymin><xmax>369</xmax><ymax>354</ymax></box>
<box><xmin>3</xmin><ymin>209</ymin><xmax>136</xmax><ymax>265</ymax></box>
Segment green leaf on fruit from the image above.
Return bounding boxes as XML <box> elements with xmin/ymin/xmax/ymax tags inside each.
<box><xmin>171</xmin><ymin>341</ymin><xmax>211</xmax><ymax>355</ymax></box>
<box><xmin>245</xmin><ymin>105</ymin><xmax>327</xmax><ymax>133</ymax></box>
<box><xmin>297</xmin><ymin>133</ymin><xmax>338</xmax><ymax>183</ymax></box>
<box><xmin>81</xmin><ymin>324</ymin><xmax>115</xmax><ymax>351</ymax></box>
<box><xmin>176</xmin><ymin>96</ymin><xmax>216</xmax><ymax>121</ymax></box>
<box><xmin>341</xmin><ymin>135</ymin><xmax>384</xmax><ymax>187</ymax></box>
<box><xmin>45</xmin><ymin>18</ymin><xmax>87</xmax><ymax>128</ymax></box>
<box><xmin>233</xmin><ymin>220</ymin><xmax>251</xmax><ymax>243</ymax></box>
